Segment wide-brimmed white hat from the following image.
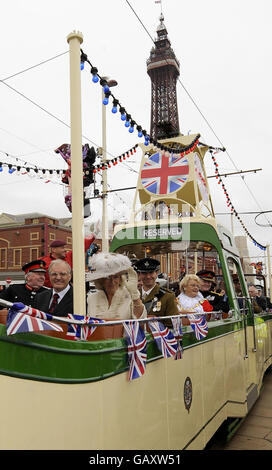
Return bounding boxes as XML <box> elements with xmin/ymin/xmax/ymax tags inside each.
<box><xmin>86</xmin><ymin>252</ymin><xmax>131</xmax><ymax>281</ymax></box>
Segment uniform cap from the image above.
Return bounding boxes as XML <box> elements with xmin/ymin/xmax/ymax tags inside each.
<box><xmin>22</xmin><ymin>259</ymin><xmax>46</xmax><ymax>274</ymax></box>
<box><xmin>196</xmin><ymin>270</ymin><xmax>216</xmax><ymax>282</ymax></box>
<box><xmin>134</xmin><ymin>257</ymin><xmax>160</xmax><ymax>273</ymax></box>
<box><xmin>86</xmin><ymin>252</ymin><xmax>131</xmax><ymax>281</ymax></box>
<box><xmin>50</xmin><ymin>240</ymin><xmax>67</xmax><ymax>248</ymax></box>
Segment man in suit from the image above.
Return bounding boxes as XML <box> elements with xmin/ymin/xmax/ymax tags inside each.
<box><xmin>134</xmin><ymin>257</ymin><xmax>179</xmax><ymax>327</ymax></box>
<box><xmin>0</xmin><ymin>259</ymin><xmax>47</xmax><ymax>308</ymax></box>
<box><xmin>36</xmin><ymin>259</ymin><xmax>73</xmax><ymax>316</ymax></box>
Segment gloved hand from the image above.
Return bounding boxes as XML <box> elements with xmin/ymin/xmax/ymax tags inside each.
<box><xmin>123</xmin><ymin>267</ymin><xmax>140</xmax><ymax>300</ymax></box>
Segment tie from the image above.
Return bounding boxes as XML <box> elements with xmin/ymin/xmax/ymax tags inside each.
<box><xmin>49</xmin><ymin>293</ymin><xmax>59</xmax><ymax>313</ymax></box>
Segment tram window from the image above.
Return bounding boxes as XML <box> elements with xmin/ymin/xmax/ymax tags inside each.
<box><xmin>115</xmin><ymin>240</ymin><xmax>222</xmax><ymax>286</ymax></box>
<box><xmin>227</xmin><ymin>257</ymin><xmax>247</xmax><ymax>310</ymax></box>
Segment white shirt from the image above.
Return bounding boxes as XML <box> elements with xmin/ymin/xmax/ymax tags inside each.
<box><xmin>49</xmin><ymin>284</ymin><xmax>71</xmax><ymax>307</ymax></box>
<box><xmin>142</xmin><ymin>286</ymin><xmax>155</xmax><ymax>299</ymax></box>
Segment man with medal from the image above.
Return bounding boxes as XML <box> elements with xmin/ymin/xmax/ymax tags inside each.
<box><xmin>134</xmin><ymin>257</ymin><xmax>179</xmax><ymax>327</ymax></box>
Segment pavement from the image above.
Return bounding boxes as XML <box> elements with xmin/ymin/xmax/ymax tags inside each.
<box><xmin>210</xmin><ymin>367</ymin><xmax>272</xmax><ymax>450</ymax></box>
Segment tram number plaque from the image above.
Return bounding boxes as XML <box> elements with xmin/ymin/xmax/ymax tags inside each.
<box><xmin>184</xmin><ymin>376</ymin><xmax>192</xmax><ymax>412</ymax></box>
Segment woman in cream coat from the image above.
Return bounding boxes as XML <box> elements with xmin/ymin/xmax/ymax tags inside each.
<box><xmin>86</xmin><ymin>252</ymin><xmax>146</xmax><ymax>320</ymax></box>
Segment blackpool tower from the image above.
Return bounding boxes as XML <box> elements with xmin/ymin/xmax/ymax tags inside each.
<box><xmin>147</xmin><ymin>14</ymin><xmax>180</xmax><ymax>141</ymax></box>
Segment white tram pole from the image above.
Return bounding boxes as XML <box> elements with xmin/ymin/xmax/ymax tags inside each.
<box><xmin>67</xmin><ymin>31</ymin><xmax>86</xmax><ymax>316</ymax></box>
<box><xmin>266</xmin><ymin>244</ymin><xmax>272</xmax><ymax>302</ymax></box>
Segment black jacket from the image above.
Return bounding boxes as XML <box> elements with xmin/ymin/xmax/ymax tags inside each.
<box><xmin>200</xmin><ymin>290</ymin><xmax>229</xmax><ymax>313</ymax></box>
<box><xmin>35</xmin><ymin>286</ymin><xmax>73</xmax><ymax>317</ymax></box>
<box><xmin>0</xmin><ymin>284</ymin><xmax>47</xmax><ymax>309</ymax></box>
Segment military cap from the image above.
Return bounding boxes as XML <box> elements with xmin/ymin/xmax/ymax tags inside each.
<box><xmin>50</xmin><ymin>239</ymin><xmax>67</xmax><ymax>248</ymax></box>
<box><xmin>22</xmin><ymin>259</ymin><xmax>46</xmax><ymax>274</ymax></box>
<box><xmin>134</xmin><ymin>257</ymin><xmax>160</xmax><ymax>273</ymax></box>
<box><xmin>196</xmin><ymin>269</ymin><xmax>216</xmax><ymax>283</ymax></box>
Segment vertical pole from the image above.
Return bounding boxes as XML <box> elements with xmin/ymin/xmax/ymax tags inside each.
<box><xmin>194</xmin><ymin>251</ymin><xmax>198</xmax><ymax>274</ymax></box>
<box><xmin>267</xmin><ymin>244</ymin><xmax>272</xmax><ymax>302</ymax></box>
<box><xmin>67</xmin><ymin>31</ymin><xmax>86</xmax><ymax>316</ymax></box>
<box><xmin>101</xmin><ymin>87</ymin><xmax>109</xmax><ymax>252</ymax></box>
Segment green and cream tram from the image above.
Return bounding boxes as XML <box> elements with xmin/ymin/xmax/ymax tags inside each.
<box><xmin>0</xmin><ymin>132</ymin><xmax>271</xmax><ymax>450</ymax></box>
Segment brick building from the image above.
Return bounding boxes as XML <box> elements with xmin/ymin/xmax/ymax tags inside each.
<box><xmin>0</xmin><ymin>213</ymin><xmax>72</xmax><ymax>283</ymax></box>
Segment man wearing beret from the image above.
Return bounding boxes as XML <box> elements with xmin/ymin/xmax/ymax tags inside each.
<box><xmin>39</xmin><ymin>233</ymin><xmax>95</xmax><ymax>287</ymax></box>
<box><xmin>0</xmin><ymin>260</ymin><xmax>48</xmax><ymax>308</ymax></box>
<box><xmin>196</xmin><ymin>270</ymin><xmax>229</xmax><ymax>314</ymax></box>
<box><xmin>134</xmin><ymin>257</ymin><xmax>179</xmax><ymax>327</ymax></box>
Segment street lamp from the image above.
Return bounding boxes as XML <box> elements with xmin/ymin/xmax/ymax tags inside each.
<box><xmin>101</xmin><ymin>77</ymin><xmax>118</xmax><ymax>252</ymax></box>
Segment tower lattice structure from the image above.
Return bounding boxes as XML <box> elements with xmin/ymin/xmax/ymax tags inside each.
<box><xmin>147</xmin><ymin>14</ymin><xmax>180</xmax><ymax>141</ymax></box>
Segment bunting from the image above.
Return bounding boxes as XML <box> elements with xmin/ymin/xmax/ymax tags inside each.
<box><xmin>66</xmin><ymin>314</ymin><xmax>105</xmax><ymax>340</ymax></box>
<box><xmin>171</xmin><ymin>316</ymin><xmax>183</xmax><ymax>360</ymax></box>
<box><xmin>123</xmin><ymin>321</ymin><xmax>147</xmax><ymax>381</ymax></box>
<box><xmin>148</xmin><ymin>320</ymin><xmax>178</xmax><ymax>358</ymax></box>
<box><xmin>6</xmin><ymin>303</ymin><xmax>63</xmax><ymax>335</ymax></box>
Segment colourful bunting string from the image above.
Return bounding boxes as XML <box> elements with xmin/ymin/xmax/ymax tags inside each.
<box><xmin>210</xmin><ymin>150</ymin><xmax>266</xmax><ymax>251</ymax></box>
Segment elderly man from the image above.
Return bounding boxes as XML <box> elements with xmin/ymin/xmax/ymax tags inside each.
<box><xmin>134</xmin><ymin>257</ymin><xmax>179</xmax><ymax>327</ymax></box>
<box><xmin>197</xmin><ymin>270</ymin><xmax>229</xmax><ymax>314</ymax></box>
<box><xmin>40</xmin><ymin>234</ymin><xmax>95</xmax><ymax>287</ymax></box>
<box><xmin>36</xmin><ymin>259</ymin><xmax>73</xmax><ymax>316</ymax></box>
<box><xmin>0</xmin><ymin>260</ymin><xmax>47</xmax><ymax>308</ymax></box>
<box><xmin>248</xmin><ymin>285</ymin><xmax>263</xmax><ymax>313</ymax></box>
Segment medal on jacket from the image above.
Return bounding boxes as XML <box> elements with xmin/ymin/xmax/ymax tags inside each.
<box><xmin>152</xmin><ymin>297</ymin><xmax>161</xmax><ymax>312</ymax></box>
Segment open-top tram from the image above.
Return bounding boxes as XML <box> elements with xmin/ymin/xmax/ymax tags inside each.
<box><xmin>0</xmin><ymin>32</ymin><xmax>271</xmax><ymax>451</ymax></box>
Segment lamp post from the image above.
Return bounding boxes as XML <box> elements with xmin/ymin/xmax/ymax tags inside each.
<box><xmin>101</xmin><ymin>77</ymin><xmax>118</xmax><ymax>252</ymax></box>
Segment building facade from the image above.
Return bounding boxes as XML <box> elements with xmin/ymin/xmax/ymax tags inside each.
<box><xmin>0</xmin><ymin>213</ymin><xmax>72</xmax><ymax>283</ymax></box>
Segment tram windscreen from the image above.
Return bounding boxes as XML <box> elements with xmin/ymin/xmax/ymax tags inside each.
<box><xmin>115</xmin><ymin>241</ymin><xmax>221</xmax><ymax>284</ymax></box>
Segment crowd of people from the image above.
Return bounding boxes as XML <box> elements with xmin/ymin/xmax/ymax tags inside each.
<box><xmin>0</xmin><ymin>241</ymin><xmax>271</xmax><ymax>328</ymax></box>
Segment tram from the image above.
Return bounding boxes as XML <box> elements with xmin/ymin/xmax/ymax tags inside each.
<box><xmin>0</xmin><ymin>130</ymin><xmax>271</xmax><ymax>450</ymax></box>
<box><xmin>0</xmin><ymin>34</ymin><xmax>271</xmax><ymax>451</ymax></box>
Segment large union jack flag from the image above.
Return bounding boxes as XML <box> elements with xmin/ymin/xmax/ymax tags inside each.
<box><xmin>141</xmin><ymin>152</ymin><xmax>189</xmax><ymax>195</ymax></box>
<box><xmin>6</xmin><ymin>303</ymin><xmax>63</xmax><ymax>335</ymax></box>
<box><xmin>123</xmin><ymin>321</ymin><xmax>147</xmax><ymax>381</ymax></box>
<box><xmin>66</xmin><ymin>314</ymin><xmax>105</xmax><ymax>340</ymax></box>
<box><xmin>187</xmin><ymin>313</ymin><xmax>208</xmax><ymax>340</ymax></box>
<box><xmin>148</xmin><ymin>320</ymin><xmax>178</xmax><ymax>358</ymax></box>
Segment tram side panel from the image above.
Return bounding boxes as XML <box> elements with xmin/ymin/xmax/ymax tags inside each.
<box><xmin>166</xmin><ymin>342</ymin><xmax>206</xmax><ymax>450</ymax></box>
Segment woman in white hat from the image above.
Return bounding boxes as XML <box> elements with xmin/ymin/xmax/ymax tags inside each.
<box><xmin>86</xmin><ymin>253</ymin><xmax>146</xmax><ymax>320</ymax></box>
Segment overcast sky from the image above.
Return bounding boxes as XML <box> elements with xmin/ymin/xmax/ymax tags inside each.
<box><xmin>0</xmin><ymin>0</ymin><xmax>271</xmax><ymax>265</ymax></box>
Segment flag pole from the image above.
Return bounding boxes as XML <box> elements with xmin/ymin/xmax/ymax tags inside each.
<box><xmin>67</xmin><ymin>31</ymin><xmax>86</xmax><ymax>317</ymax></box>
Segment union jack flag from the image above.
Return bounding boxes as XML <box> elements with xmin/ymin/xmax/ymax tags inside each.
<box><xmin>66</xmin><ymin>314</ymin><xmax>105</xmax><ymax>340</ymax></box>
<box><xmin>6</xmin><ymin>303</ymin><xmax>63</xmax><ymax>335</ymax></box>
<box><xmin>123</xmin><ymin>321</ymin><xmax>147</xmax><ymax>381</ymax></box>
<box><xmin>148</xmin><ymin>320</ymin><xmax>178</xmax><ymax>358</ymax></box>
<box><xmin>171</xmin><ymin>316</ymin><xmax>183</xmax><ymax>360</ymax></box>
<box><xmin>141</xmin><ymin>152</ymin><xmax>189</xmax><ymax>195</ymax></box>
<box><xmin>187</xmin><ymin>314</ymin><xmax>208</xmax><ymax>340</ymax></box>
<box><xmin>12</xmin><ymin>302</ymin><xmax>54</xmax><ymax>320</ymax></box>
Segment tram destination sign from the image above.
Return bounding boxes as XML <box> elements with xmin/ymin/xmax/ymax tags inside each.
<box><xmin>140</xmin><ymin>226</ymin><xmax>183</xmax><ymax>239</ymax></box>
